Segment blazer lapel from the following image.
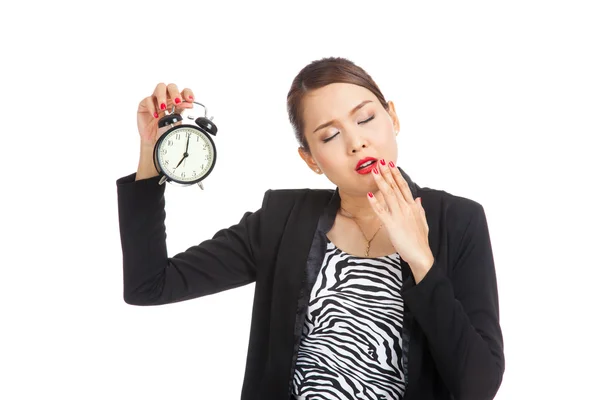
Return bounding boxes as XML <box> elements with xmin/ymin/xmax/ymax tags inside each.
<box><xmin>263</xmin><ymin>189</ymin><xmax>332</xmax><ymax>397</ymax></box>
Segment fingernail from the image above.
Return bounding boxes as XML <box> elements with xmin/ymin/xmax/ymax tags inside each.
<box><xmin>175</xmin><ymin>98</ymin><xmax>181</xmax><ymax>104</ymax></box>
<box><xmin>373</xmin><ymin>168</ymin><xmax>379</xmax><ymax>174</ymax></box>
<box><xmin>153</xmin><ymin>112</ymin><xmax>158</xmax><ymax>118</ymax></box>
<box><xmin>189</xmin><ymin>95</ymin><xmax>194</xmax><ymax>100</ymax></box>
<box><xmin>389</xmin><ymin>161</ymin><xmax>395</xmax><ymax>168</ymax></box>
<box><xmin>368</xmin><ymin>192</ymin><xmax>374</xmax><ymax>198</ymax></box>
<box><xmin>380</xmin><ymin>159</ymin><xmax>386</xmax><ymax>166</ymax></box>
<box><xmin>160</xmin><ymin>103</ymin><xmax>166</xmax><ymax>110</ymax></box>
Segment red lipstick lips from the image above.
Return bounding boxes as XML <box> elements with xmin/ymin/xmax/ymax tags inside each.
<box><xmin>356</xmin><ymin>157</ymin><xmax>378</xmax><ymax>174</ymax></box>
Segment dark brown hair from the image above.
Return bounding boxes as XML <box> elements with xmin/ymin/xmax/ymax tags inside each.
<box><xmin>287</xmin><ymin>56</ymin><xmax>389</xmax><ymax>155</ymax></box>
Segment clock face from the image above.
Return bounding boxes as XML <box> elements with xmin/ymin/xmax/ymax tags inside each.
<box><xmin>156</xmin><ymin>126</ymin><xmax>216</xmax><ymax>183</ymax></box>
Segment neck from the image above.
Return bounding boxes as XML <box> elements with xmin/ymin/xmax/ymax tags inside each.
<box><xmin>338</xmin><ymin>189</ymin><xmax>385</xmax><ymax>221</ymax></box>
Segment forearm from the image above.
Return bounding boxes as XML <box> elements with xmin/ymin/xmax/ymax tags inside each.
<box><xmin>403</xmin><ymin>261</ymin><xmax>504</xmax><ymax>400</ymax></box>
<box><xmin>117</xmin><ymin>173</ymin><xmax>170</xmax><ymax>304</ymax></box>
<box><xmin>135</xmin><ymin>142</ymin><xmax>160</xmax><ymax>181</ymax></box>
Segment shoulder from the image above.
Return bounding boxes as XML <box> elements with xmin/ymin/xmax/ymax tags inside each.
<box><xmin>419</xmin><ymin>186</ymin><xmax>487</xmax><ymax>239</ymax></box>
<box><xmin>420</xmin><ymin>186</ymin><xmax>484</xmax><ymax>216</ymax></box>
<box><xmin>419</xmin><ymin>186</ymin><xmax>492</xmax><ymax>272</ymax></box>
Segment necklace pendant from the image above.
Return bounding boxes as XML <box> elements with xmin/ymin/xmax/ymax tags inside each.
<box><xmin>365</xmin><ymin>243</ymin><xmax>370</xmax><ymax>257</ymax></box>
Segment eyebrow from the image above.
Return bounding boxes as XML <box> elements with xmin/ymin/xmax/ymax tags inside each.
<box><xmin>312</xmin><ymin>100</ymin><xmax>373</xmax><ymax>133</ymax></box>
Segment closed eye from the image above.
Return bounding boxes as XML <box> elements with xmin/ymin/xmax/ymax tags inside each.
<box><xmin>360</xmin><ymin>115</ymin><xmax>375</xmax><ymax>124</ymax></box>
<box><xmin>322</xmin><ymin>115</ymin><xmax>376</xmax><ymax>143</ymax></box>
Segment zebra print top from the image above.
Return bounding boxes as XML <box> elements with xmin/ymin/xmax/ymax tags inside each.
<box><xmin>291</xmin><ymin>238</ymin><xmax>407</xmax><ymax>400</ymax></box>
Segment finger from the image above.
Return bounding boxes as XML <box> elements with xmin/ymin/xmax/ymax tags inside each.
<box><xmin>389</xmin><ymin>161</ymin><xmax>415</xmax><ymax>205</ymax></box>
<box><xmin>143</xmin><ymin>96</ymin><xmax>159</xmax><ymax>119</ymax></box>
<box><xmin>174</xmin><ymin>101</ymin><xmax>194</xmax><ymax>115</ymax></box>
<box><xmin>367</xmin><ymin>191</ymin><xmax>391</xmax><ymax>223</ymax></box>
<box><xmin>153</xmin><ymin>83</ymin><xmax>168</xmax><ymax>115</ymax></box>
<box><xmin>379</xmin><ymin>159</ymin><xmax>407</xmax><ymax>209</ymax></box>
<box><xmin>175</xmin><ymin>88</ymin><xmax>195</xmax><ymax>115</ymax></box>
<box><xmin>168</xmin><ymin>84</ymin><xmax>193</xmax><ymax>115</ymax></box>
<box><xmin>167</xmin><ymin>83</ymin><xmax>182</xmax><ymax>106</ymax></box>
<box><xmin>371</xmin><ymin>164</ymin><xmax>401</xmax><ymax>215</ymax></box>
<box><xmin>181</xmin><ymin>88</ymin><xmax>195</xmax><ymax>103</ymax></box>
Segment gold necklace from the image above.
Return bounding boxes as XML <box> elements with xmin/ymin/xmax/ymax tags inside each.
<box><xmin>340</xmin><ymin>207</ymin><xmax>383</xmax><ymax>257</ymax></box>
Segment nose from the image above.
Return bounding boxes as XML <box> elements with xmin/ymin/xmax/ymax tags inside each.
<box><xmin>347</xmin><ymin>129</ymin><xmax>368</xmax><ymax>153</ymax></box>
<box><xmin>351</xmin><ymin>143</ymin><xmax>367</xmax><ymax>153</ymax></box>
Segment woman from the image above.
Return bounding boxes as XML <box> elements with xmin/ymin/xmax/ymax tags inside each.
<box><xmin>116</xmin><ymin>57</ymin><xmax>505</xmax><ymax>400</ymax></box>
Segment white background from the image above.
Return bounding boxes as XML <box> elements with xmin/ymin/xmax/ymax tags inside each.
<box><xmin>1</xmin><ymin>1</ymin><xmax>598</xmax><ymax>399</ymax></box>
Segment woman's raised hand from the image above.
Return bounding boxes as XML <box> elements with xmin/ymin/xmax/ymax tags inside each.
<box><xmin>137</xmin><ymin>83</ymin><xmax>195</xmax><ymax>147</ymax></box>
<box><xmin>367</xmin><ymin>159</ymin><xmax>434</xmax><ymax>283</ymax></box>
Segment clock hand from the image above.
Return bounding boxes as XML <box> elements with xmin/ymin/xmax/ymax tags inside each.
<box><xmin>174</xmin><ymin>136</ymin><xmax>191</xmax><ymax>171</ymax></box>
<box><xmin>173</xmin><ymin>153</ymin><xmax>188</xmax><ymax>170</ymax></box>
<box><xmin>182</xmin><ymin>134</ymin><xmax>192</xmax><ymax>169</ymax></box>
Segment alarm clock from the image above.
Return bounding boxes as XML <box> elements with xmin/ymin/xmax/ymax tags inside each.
<box><xmin>153</xmin><ymin>101</ymin><xmax>218</xmax><ymax>189</ymax></box>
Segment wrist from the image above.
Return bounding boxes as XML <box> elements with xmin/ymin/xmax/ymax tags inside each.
<box><xmin>409</xmin><ymin>256</ymin><xmax>434</xmax><ymax>285</ymax></box>
<box><xmin>139</xmin><ymin>140</ymin><xmax>155</xmax><ymax>152</ymax></box>
<box><xmin>136</xmin><ymin>142</ymin><xmax>160</xmax><ymax>180</ymax></box>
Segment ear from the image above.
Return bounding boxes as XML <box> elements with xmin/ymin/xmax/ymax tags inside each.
<box><xmin>298</xmin><ymin>147</ymin><xmax>321</xmax><ymax>173</ymax></box>
<box><xmin>387</xmin><ymin>100</ymin><xmax>400</xmax><ymax>134</ymax></box>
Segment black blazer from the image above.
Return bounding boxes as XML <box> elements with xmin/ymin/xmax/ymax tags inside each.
<box><xmin>116</xmin><ymin>165</ymin><xmax>504</xmax><ymax>400</ymax></box>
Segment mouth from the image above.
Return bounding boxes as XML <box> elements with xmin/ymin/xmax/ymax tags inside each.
<box><xmin>355</xmin><ymin>157</ymin><xmax>378</xmax><ymax>174</ymax></box>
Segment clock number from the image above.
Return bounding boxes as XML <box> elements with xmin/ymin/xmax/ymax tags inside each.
<box><xmin>161</xmin><ymin>149</ymin><xmax>167</xmax><ymax>155</ymax></box>
<box><xmin>167</xmin><ymin>140</ymin><xmax>173</xmax><ymax>146</ymax></box>
<box><xmin>181</xmin><ymin>172</ymin><xmax>186</xmax><ymax>178</ymax></box>
<box><xmin>176</xmin><ymin>133</ymin><xmax>181</xmax><ymax>140</ymax></box>
<box><xmin>192</xmin><ymin>171</ymin><xmax>197</xmax><ymax>177</ymax></box>
<box><xmin>186</xmin><ymin>132</ymin><xmax>192</xmax><ymax>138</ymax></box>
<box><xmin>205</xmin><ymin>154</ymin><xmax>210</xmax><ymax>161</ymax></box>
<box><xmin>165</xmin><ymin>159</ymin><xmax>170</xmax><ymax>165</ymax></box>
<box><xmin>203</xmin><ymin>144</ymin><xmax>208</xmax><ymax>150</ymax></box>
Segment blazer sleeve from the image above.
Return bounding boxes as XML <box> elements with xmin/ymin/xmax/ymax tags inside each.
<box><xmin>401</xmin><ymin>200</ymin><xmax>505</xmax><ymax>400</ymax></box>
<box><xmin>116</xmin><ymin>172</ymin><xmax>268</xmax><ymax>306</ymax></box>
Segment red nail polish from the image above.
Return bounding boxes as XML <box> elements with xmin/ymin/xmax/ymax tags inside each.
<box><xmin>189</xmin><ymin>95</ymin><xmax>194</xmax><ymax>100</ymax></box>
<box><xmin>389</xmin><ymin>161</ymin><xmax>395</xmax><ymax>168</ymax></box>
<box><xmin>175</xmin><ymin>98</ymin><xmax>181</xmax><ymax>104</ymax></box>
<box><xmin>160</xmin><ymin>103</ymin><xmax>166</xmax><ymax>110</ymax></box>
<box><xmin>153</xmin><ymin>112</ymin><xmax>158</xmax><ymax>118</ymax></box>
<box><xmin>380</xmin><ymin>159</ymin><xmax>386</xmax><ymax>165</ymax></box>
<box><xmin>373</xmin><ymin>168</ymin><xmax>379</xmax><ymax>174</ymax></box>
<box><xmin>368</xmin><ymin>192</ymin><xmax>374</xmax><ymax>198</ymax></box>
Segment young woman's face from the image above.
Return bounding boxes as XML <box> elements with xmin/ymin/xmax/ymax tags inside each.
<box><xmin>299</xmin><ymin>82</ymin><xmax>400</xmax><ymax>195</ymax></box>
